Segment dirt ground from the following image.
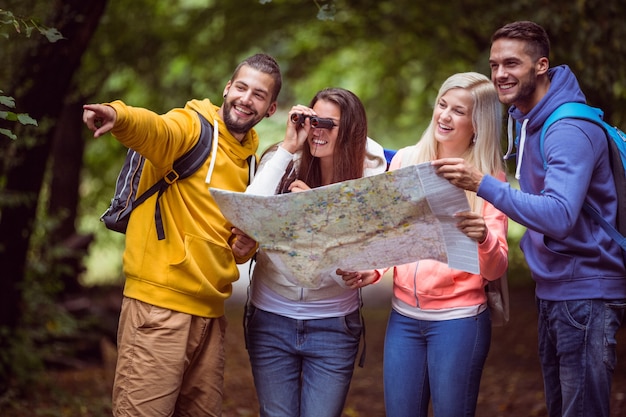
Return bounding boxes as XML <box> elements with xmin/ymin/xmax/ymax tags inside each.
<box><xmin>3</xmin><ymin>284</ymin><xmax>626</xmax><ymax>417</ymax></box>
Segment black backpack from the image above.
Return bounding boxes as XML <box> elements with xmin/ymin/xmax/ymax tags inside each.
<box><xmin>100</xmin><ymin>112</ymin><xmax>213</xmax><ymax>240</ymax></box>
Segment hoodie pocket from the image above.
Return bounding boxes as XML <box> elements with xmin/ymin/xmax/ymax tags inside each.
<box><xmin>167</xmin><ymin>233</ymin><xmax>238</xmax><ymax>296</ymax></box>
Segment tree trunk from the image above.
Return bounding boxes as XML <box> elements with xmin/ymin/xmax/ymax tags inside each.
<box><xmin>0</xmin><ymin>0</ymin><xmax>108</xmax><ymax>376</ymax></box>
<box><xmin>49</xmin><ymin>100</ymin><xmax>95</xmax><ymax>294</ymax></box>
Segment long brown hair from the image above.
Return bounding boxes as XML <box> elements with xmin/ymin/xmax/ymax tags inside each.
<box><xmin>287</xmin><ymin>88</ymin><xmax>367</xmax><ymax>191</ymax></box>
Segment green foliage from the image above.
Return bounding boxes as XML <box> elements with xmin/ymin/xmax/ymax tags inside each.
<box><xmin>0</xmin><ymin>7</ymin><xmax>59</xmax><ymax>141</ymax></box>
<box><xmin>0</xmin><ymin>8</ymin><xmax>64</xmax><ymax>42</ymax></box>
<box><xmin>506</xmin><ymin>220</ymin><xmax>532</xmax><ymax>287</ymax></box>
<box><xmin>0</xmin><ymin>326</ymin><xmax>45</xmax><ymax>396</ymax></box>
<box><xmin>314</xmin><ymin>0</ymin><xmax>337</xmax><ymax>20</ymax></box>
<box><xmin>0</xmin><ymin>213</ymin><xmax>95</xmax><ymax>392</ymax></box>
<box><xmin>0</xmin><ymin>90</ymin><xmax>37</xmax><ymax>140</ymax></box>
<box><xmin>259</xmin><ymin>0</ymin><xmax>337</xmax><ymax>20</ymax></box>
<box><xmin>2</xmin><ymin>2</ymin><xmax>85</xmax><ymax>379</ymax></box>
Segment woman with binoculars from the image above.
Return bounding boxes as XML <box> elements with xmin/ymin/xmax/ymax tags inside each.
<box><xmin>241</xmin><ymin>87</ymin><xmax>387</xmax><ymax>417</ymax></box>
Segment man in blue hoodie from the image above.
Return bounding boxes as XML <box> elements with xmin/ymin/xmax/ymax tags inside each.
<box><xmin>433</xmin><ymin>21</ymin><xmax>626</xmax><ymax>417</ymax></box>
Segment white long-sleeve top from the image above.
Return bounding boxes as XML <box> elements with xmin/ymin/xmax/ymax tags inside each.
<box><xmin>246</xmin><ymin>138</ymin><xmax>387</xmax><ymax>319</ymax></box>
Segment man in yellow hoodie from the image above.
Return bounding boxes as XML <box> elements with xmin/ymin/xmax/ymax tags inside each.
<box><xmin>82</xmin><ymin>53</ymin><xmax>281</xmax><ymax>417</ymax></box>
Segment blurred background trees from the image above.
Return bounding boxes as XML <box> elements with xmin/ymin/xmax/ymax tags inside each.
<box><xmin>1</xmin><ymin>0</ymin><xmax>625</xmax><ymax>394</ymax></box>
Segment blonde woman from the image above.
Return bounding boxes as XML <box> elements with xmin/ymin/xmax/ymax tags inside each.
<box><xmin>341</xmin><ymin>72</ymin><xmax>509</xmax><ymax>417</ymax></box>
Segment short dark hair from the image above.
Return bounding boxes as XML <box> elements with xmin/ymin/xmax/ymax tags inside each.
<box><xmin>492</xmin><ymin>21</ymin><xmax>550</xmax><ymax>62</ymax></box>
<box><xmin>231</xmin><ymin>53</ymin><xmax>282</xmax><ymax>102</ymax></box>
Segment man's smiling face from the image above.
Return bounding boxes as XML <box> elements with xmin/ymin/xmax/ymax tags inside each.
<box><xmin>221</xmin><ymin>65</ymin><xmax>276</xmax><ymax>139</ymax></box>
<box><xmin>489</xmin><ymin>38</ymin><xmax>541</xmax><ymax>114</ymax></box>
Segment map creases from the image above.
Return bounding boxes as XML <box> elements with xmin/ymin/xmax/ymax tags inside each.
<box><xmin>210</xmin><ymin>162</ymin><xmax>479</xmax><ymax>289</ymax></box>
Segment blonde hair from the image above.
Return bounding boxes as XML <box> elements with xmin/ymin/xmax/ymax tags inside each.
<box><xmin>407</xmin><ymin>72</ymin><xmax>503</xmax><ymax>209</ymax></box>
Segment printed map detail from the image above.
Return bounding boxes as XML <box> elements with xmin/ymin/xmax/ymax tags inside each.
<box><xmin>210</xmin><ymin>162</ymin><xmax>479</xmax><ymax>288</ymax></box>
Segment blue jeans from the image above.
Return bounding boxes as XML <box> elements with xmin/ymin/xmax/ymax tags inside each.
<box><xmin>536</xmin><ymin>298</ymin><xmax>626</xmax><ymax>417</ymax></box>
<box><xmin>244</xmin><ymin>306</ymin><xmax>362</xmax><ymax>417</ymax></box>
<box><xmin>383</xmin><ymin>308</ymin><xmax>491</xmax><ymax>417</ymax></box>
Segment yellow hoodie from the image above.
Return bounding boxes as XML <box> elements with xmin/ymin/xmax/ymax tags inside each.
<box><xmin>108</xmin><ymin>98</ymin><xmax>258</xmax><ymax>317</ymax></box>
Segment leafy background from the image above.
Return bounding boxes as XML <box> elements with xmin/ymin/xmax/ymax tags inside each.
<box><xmin>1</xmin><ymin>0</ymin><xmax>625</xmax><ymax>413</ymax></box>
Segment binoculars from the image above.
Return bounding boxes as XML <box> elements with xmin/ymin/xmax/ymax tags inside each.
<box><xmin>290</xmin><ymin>113</ymin><xmax>336</xmax><ymax>129</ymax></box>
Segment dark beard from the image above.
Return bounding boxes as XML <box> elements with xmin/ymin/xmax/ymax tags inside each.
<box><xmin>222</xmin><ymin>100</ymin><xmax>260</xmax><ymax>134</ymax></box>
<box><xmin>510</xmin><ymin>69</ymin><xmax>538</xmax><ymax>108</ymax></box>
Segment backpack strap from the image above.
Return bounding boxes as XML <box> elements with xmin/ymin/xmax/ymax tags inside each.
<box><xmin>248</xmin><ymin>154</ymin><xmax>257</xmax><ymax>184</ymax></box>
<box><xmin>540</xmin><ymin>103</ymin><xmax>626</xmax><ymax>252</ymax></box>
<box><xmin>583</xmin><ymin>204</ymin><xmax>626</xmax><ymax>251</ymax></box>
<box><xmin>131</xmin><ymin>115</ymin><xmax>212</xmax><ymax>214</ymax></box>
<box><xmin>136</xmin><ymin>112</ymin><xmax>213</xmax><ymax>240</ymax></box>
<box><xmin>539</xmin><ymin>103</ymin><xmax>604</xmax><ymax>170</ymax></box>
<box><xmin>168</xmin><ymin>113</ymin><xmax>213</xmax><ymax>182</ymax></box>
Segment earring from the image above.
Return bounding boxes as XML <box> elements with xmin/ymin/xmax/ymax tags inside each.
<box><xmin>471</xmin><ymin>134</ymin><xmax>476</xmax><ymax>143</ymax></box>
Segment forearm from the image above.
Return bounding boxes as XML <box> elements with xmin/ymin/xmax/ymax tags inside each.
<box><xmin>246</xmin><ymin>146</ymin><xmax>294</xmax><ymax>196</ymax></box>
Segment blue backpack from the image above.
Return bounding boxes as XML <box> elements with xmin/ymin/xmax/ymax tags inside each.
<box><xmin>540</xmin><ymin>102</ymin><xmax>626</xmax><ymax>251</ymax></box>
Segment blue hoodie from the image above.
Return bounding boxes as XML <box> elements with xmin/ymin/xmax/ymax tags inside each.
<box><xmin>478</xmin><ymin>65</ymin><xmax>626</xmax><ymax>301</ymax></box>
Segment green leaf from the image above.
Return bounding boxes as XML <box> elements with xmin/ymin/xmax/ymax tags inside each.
<box><xmin>0</xmin><ymin>95</ymin><xmax>16</xmax><ymax>108</ymax></box>
<box><xmin>0</xmin><ymin>9</ymin><xmax>16</xmax><ymax>21</ymax></box>
<box><xmin>316</xmin><ymin>3</ymin><xmax>336</xmax><ymax>21</ymax></box>
<box><xmin>2</xmin><ymin>111</ymin><xmax>17</xmax><ymax>121</ymax></box>
<box><xmin>0</xmin><ymin>110</ymin><xmax>37</xmax><ymax>125</ymax></box>
<box><xmin>0</xmin><ymin>127</ymin><xmax>17</xmax><ymax>140</ymax></box>
<box><xmin>17</xmin><ymin>113</ymin><xmax>37</xmax><ymax>126</ymax></box>
<box><xmin>40</xmin><ymin>27</ymin><xmax>64</xmax><ymax>43</ymax></box>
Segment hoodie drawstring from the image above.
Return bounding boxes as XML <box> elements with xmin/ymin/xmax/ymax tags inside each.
<box><xmin>503</xmin><ymin>115</ymin><xmax>515</xmax><ymax>162</ymax></box>
<box><xmin>503</xmin><ymin>114</ymin><xmax>529</xmax><ymax>181</ymax></box>
<box><xmin>205</xmin><ymin>118</ymin><xmax>219</xmax><ymax>185</ymax></box>
<box><xmin>514</xmin><ymin>118</ymin><xmax>530</xmax><ymax>180</ymax></box>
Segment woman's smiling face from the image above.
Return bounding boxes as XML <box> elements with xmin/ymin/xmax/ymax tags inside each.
<box><xmin>433</xmin><ymin>87</ymin><xmax>475</xmax><ymax>156</ymax></box>
<box><xmin>308</xmin><ymin>99</ymin><xmax>341</xmax><ymax>160</ymax></box>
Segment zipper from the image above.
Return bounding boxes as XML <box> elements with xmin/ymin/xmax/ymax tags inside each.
<box><xmin>412</xmin><ymin>262</ymin><xmax>419</xmax><ymax>308</ymax></box>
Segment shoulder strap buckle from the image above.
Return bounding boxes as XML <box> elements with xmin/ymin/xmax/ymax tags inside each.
<box><xmin>164</xmin><ymin>169</ymin><xmax>180</xmax><ymax>184</ymax></box>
